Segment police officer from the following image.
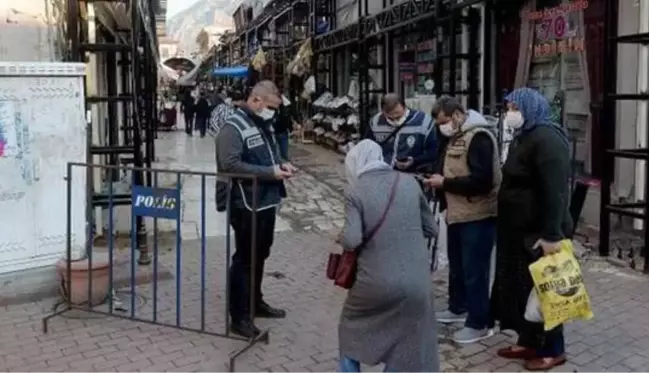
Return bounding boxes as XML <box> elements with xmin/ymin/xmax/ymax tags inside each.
<box><xmin>366</xmin><ymin>93</ymin><xmax>437</xmax><ymax>173</ymax></box>
<box><xmin>216</xmin><ymin>80</ymin><xmax>296</xmax><ymax>338</ymax></box>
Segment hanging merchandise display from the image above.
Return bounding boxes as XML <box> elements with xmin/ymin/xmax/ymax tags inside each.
<box><xmin>251</xmin><ymin>48</ymin><xmax>267</xmax><ymax>71</ymax></box>
<box><xmin>301</xmin><ymin>75</ymin><xmax>316</xmax><ymax>100</ymax></box>
<box><xmin>310</xmin><ymin>89</ymin><xmax>360</xmax><ymax>155</ymax></box>
<box><xmin>287</xmin><ymin>39</ymin><xmax>313</xmax><ymax>77</ymax></box>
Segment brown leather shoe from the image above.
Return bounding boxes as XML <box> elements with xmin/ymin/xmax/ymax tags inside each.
<box><xmin>524</xmin><ymin>355</ymin><xmax>567</xmax><ymax>371</ymax></box>
<box><xmin>497</xmin><ymin>346</ymin><xmax>537</xmax><ymax>360</ymax></box>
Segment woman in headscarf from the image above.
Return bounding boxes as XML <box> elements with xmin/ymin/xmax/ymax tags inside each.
<box><xmin>337</xmin><ymin>139</ymin><xmax>439</xmax><ymax>372</ymax></box>
<box><xmin>491</xmin><ymin>88</ymin><xmax>573</xmax><ymax>371</ymax></box>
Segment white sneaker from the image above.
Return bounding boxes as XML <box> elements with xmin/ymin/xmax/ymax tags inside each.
<box><xmin>452</xmin><ymin>327</ymin><xmax>495</xmax><ymax>344</ymax></box>
<box><xmin>436</xmin><ymin>310</ymin><xmax>467</xmax><ymax>324</ymax></box>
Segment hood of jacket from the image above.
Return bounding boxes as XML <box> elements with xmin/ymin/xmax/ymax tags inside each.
<box><xmin>460</xmin><ymin>109</ymin><xmax>495</xmax><ymax>133</ymax></box>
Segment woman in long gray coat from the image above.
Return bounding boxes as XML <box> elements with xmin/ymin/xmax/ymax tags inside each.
<box><xmin>338</xmin><ymin>139</ymin><xmax>439</xmax><ymax>372</ymax></box>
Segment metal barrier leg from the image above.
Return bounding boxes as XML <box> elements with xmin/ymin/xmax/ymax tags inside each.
<box><xmin>42</xmin><ymin>163</ymin><xmax>75</xmax><ymax>333</ymax></box>
<box><xmin>228</xmin><ymin>330</ymin><xmax>270</xmax><ymax>372</ymax></box>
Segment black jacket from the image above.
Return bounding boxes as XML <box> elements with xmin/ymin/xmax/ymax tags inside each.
<box><xmin>498</xmin><ymin>125</ymin><xmax>573</xmax><ymax>242</ymax></box>
<box><xmin>272</xmin><ymin>104</ymin><xmax>294</xmax><ymax>134</ymax></box>
<box><xmin>195</xmin><ymin>97</ymin><xmax>211</xmax><ymax>118</ymax></box>
<box><xmin>181</xmin><ymin>95</ymin><xmax>195</xmax><ymax>115</ymax></box>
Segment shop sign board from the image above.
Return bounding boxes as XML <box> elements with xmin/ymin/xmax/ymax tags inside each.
<box><xmin>533</xmin><ymin>38</ymin><xmax>585</xmax><ymax>58</ymax></box>
<box><xmin>526</xmin><ymin>0</ymin><xmax>589</xmax><ymax>58</ymax></box>
<box><xmin>524</xmin><ymin>0</ymin><xmax>589</xmax><ymax>21</ymax></box>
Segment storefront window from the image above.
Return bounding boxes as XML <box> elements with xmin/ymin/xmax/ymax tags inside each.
<box><xmin>526</xmin><ymin>0</ymin><xmax>591</xmax><ymax>174</ymax></box>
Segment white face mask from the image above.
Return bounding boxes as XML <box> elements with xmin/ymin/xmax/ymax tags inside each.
<box><xmin>505</xmin><ymin>111</ymin><xmax>524</xmax><ymax>129</ymax></box>
<box><xmin>386</xmin><ymin>109</ymin><xmax>409</xmax><ymax>127</ymax></box>
<box><xmin>259</xmin><ymin>108</ymin><xmax>276</xmax><ymax>120</ymax></box>
<box><xmin>439</xmin><ymin>122</ymin><xmax>458</xmax><ymax>137</ymax></box>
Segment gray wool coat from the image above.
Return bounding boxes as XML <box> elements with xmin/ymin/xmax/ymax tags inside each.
<box><xmin>339</xmin><ymin>168</ymin><xmax>439</xmax><ymax>372</ymax></box>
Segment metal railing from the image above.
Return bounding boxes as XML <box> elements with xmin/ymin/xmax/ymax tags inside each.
<box><xmin>42</xmin><ymin>162</ymin><xmax>269</xmax><ymax>371</ymax></box>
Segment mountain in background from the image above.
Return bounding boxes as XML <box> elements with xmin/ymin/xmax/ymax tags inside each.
<box><xmin>167</xmin><ymin>0</ymin><xmax>242</xmax><ymax>54</ymax></box>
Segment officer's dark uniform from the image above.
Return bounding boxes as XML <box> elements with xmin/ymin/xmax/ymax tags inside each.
<box><xmin>216</xmin><ymin>107</ymin><xmax>286</xmax><ymax>331</ymax></box>
<box><xmin>367</xmin><ymin>109</ymin><xmax>437</xmax><ymax>173</ymax></box>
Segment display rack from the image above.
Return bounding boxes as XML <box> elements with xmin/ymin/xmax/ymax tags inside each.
<box><xmin>312</xmin><ymin>0</ymin><xmax>484</xmax><ymax>123</ymax></box>
<box><xmin>599</xmin><ymin>0</ymin><xmax>649</xmax><ymax>271</ymax></box>
<box><xmin>68</xmin><ymin>0</ymin><xmax>158</xmax><ymax>264</ymax></box>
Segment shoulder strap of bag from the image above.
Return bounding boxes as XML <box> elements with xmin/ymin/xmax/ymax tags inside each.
<box><xmin>378</xmin><ymin>122</ymin><xmax>407</xmax><ymax>146</ymax></box>
<box><xmin>356</xmin><ymin>173</ymin><xmax>401</xmax><ymax>251</ymax></box>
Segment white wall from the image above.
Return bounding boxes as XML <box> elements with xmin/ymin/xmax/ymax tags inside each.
<box><xmin>0</xmin><ymin>0</ymin><xmax>58</xmax><ymax>62</ymax></box>
<box><xmin>614</xmin><ymin>0</ymin><xmax>641</xmax><ymax>200</ymax></box>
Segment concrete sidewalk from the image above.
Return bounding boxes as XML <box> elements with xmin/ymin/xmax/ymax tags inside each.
<box><xmin>2</xmin><ymin>229</ymin><xmax>649</xmax><ymax>372</ymax></box>
<box><xmin>1</xmin><ymin>136</ymin><xmax>649</xmax><ymax>372</ymax></box>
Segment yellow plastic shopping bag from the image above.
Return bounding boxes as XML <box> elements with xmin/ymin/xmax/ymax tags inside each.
<box><xmin>528</xmin><ymin>240</ymin><xmax>594</xmax><ymax>330</ymax></box>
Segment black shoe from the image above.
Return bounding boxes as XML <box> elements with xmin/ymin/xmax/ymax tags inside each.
<box><xmin>230</xmin><ymin>319</ymin><xmax>261</xmax><ymax>338</ymax></box>
<box><xmin>256</xmin><ymin>301</ymin><xmax>287</xmax><ymax>319</ymax></box>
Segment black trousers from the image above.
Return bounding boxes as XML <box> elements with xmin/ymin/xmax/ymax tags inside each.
<box><xmin>517</xmin><ymin>325</ymin><xmax>565</xmax><ymax>358</ymax></box>
<box><xmin>229</xmin><ymin>206</ymin><xmax>277</xmax><ymax>321</ymax></box>
<box><xmin>184</xmin><ymin>113</ymin><xmax>194</xmax><ymax>133</ymax></box>
<box><xmin>195</xmin><ymin>116</ymin><xmax>207</xmax><ymax>137</ymax></box>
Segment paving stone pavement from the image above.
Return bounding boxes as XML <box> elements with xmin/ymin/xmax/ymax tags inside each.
<box><xmin>146</xmin><ymin>132</ymin><xmax>345</xmax><ymax>235</ymax></box>
<box><xmin>3</xmin><ymin>134</ymin><xmax>649</xmax><ymax>372</ymax></box>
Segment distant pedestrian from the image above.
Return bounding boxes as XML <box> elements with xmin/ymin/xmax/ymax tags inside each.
<box><xmin>194</xmin><ymin>91</ymin><xmax>211</xmax><ymax>138</ymax></box>
<box><xmin>181</xmin><ymin>92</ymin><xmax>195</xmax><ymax>135</ymax></box>
<box><xmin>338</xmin><ymin>139</ymin><xmax>439</xmax><ymax>372</ymax></box>
<box><xmin>209</xmin><ymin>90</ymin><xmax>242</xmax><ymax>137</ymax></box>
<box><xmin>272</xmin><ymin>94</ymin><xmax>295</xmax><ymax>161</ymax></box>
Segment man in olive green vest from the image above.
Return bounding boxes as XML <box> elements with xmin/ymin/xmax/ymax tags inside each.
<box><xmin>424</xmin><ymin>96</ymin><xmax>501</xmax><ymax>344</ymax></box>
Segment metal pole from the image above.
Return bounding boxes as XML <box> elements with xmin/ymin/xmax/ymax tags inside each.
<box><xmin>131</xmin><ymin>0</ymin><xmax>150</xmax><ymax>265</ymax></box>
<box><xmin>598</xmin><ymin>0</ymin><xmax>619</xmax><ymax>257</ymax></box>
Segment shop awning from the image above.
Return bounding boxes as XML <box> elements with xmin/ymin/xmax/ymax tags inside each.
<box><xmin>212</xmin><ymin>65</ymin><xmax>249</xmax><ymax>77</ymax></box>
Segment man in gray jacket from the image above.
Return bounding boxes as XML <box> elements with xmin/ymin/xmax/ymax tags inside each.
<box><xmin>216</xmin><ymin>80</ymin><xmax>296</xmax><ymax>338</ymax></box>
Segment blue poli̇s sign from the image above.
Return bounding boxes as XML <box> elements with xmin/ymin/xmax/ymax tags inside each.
<box><xmin>131</xmin><ymin>185</ymin><xmax>181</xmax><ymax>220</ymax></box>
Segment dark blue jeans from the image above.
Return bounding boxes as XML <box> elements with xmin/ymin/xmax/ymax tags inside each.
<box><xmin>339</xmin><ymin>357</ymin><xmax>394</xmax><ymax>372</ymax></box>
<box><xmin>276</xmin><ymin>132</ymin><xmax>289</xmax><ymax>161</ymax></box>
<box><xmin>447</xmin><ymin>217</ymin><xmax>495</xmax><ymax>329</ymax></box>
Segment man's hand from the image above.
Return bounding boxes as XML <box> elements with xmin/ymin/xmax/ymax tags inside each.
<box><xmin>423</xmin><ymin>174</ymin><xmax>444</xmax><ymax>189</ymax></box>
<box><xmin>273</xmin><ymin>165</ymin><xmax>293</xmax><ymax>180</ymax></box>
<box><xmin>281</xmin><ymin>162</ymin><xmax>298</xmax><ymax>173</ymax></box>
<box><xmin>395</xmin><ymin>157</ymin><xmax>414</xmax><ymax>170</ymax></box>
<box><xmin>535</xmin><ymin>239</ymin><xmax>561</xmax><ymax>255</ymax></box>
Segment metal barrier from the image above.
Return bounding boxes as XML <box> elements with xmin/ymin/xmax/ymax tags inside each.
<box><xmin>42</xmin><ymin>162</ymin><xmax>268</xmax><ymax>371</ymax></box>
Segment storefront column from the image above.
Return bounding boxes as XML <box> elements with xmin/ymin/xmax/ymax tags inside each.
<box><xmin>634</xmin><ymin>0</ymin><xmax>649</xmax><ymax>228</ymax></box>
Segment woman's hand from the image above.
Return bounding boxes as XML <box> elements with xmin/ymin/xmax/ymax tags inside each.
<box><xmin>535</xmin><ymin>239</ymin><xmax>561</xmax><ymax>255</ymax></box>
<box><xmin>334</xmin><ymin>230</ymin><xmax>344</xmax><ymax>244</ymax></box>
